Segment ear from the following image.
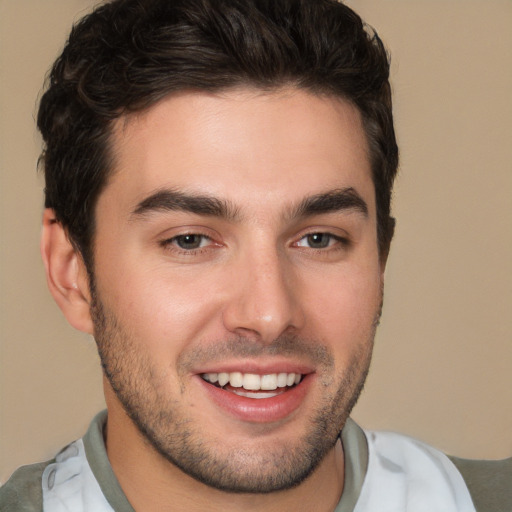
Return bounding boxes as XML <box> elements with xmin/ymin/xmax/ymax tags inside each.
<box><xmin>41</xmin><ymin>209</ymin><xmax>94</xmax><ymax>334</ymax></box>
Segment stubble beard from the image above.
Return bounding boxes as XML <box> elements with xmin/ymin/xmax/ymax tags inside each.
<box><xmin>90</xmin><ymin>288</ymin><xmax>378</xmax><ymax>494</ymax></box>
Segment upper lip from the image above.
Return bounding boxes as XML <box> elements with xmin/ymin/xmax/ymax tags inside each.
<box><xmin>193</xmin><ymin>359</ymin><xmax>314</xmax><ymax>376</ymax></box>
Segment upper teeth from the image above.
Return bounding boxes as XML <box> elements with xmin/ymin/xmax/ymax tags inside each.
<box><xmin>202</xmin><ymin>372</ymin><xmax>302</xmax><ymax>390</ymax></box>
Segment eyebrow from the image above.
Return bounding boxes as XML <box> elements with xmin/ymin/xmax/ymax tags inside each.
<box><xmin>130</xmin><ymin>186</ymin><xmax>368</xmax><ymax>222</ymax></box>
<box><xmin>131</xmin><ymin>189</ymin><xmax>240</xmax><ymax>221</ymax></box>
<box><xmin>292</xmin><ymin>188</ymin><xmax>368</xmax><ymax>219</ymax></box>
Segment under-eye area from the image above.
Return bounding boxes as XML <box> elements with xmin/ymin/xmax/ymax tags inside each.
<box><xmin>201</xmin><ymin>372</ymin><xmax>303</xmax><ymax>399</ymax></box>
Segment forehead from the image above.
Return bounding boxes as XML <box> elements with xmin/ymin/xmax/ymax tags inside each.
<box><xmin>103</xmin><ymin>87</ymin><xmax>374</xmax><ymax>218</ymax></box>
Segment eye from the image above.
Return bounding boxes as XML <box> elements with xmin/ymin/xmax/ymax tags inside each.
<box><xmin>295</xmin><ymin>233</ymin><xmax>344</xmax><ymax>249</ymax></box>
<box><xmin>164</xmin><ymin>234</ymin><xmax>212</xmax><ymax>250</ymax></box>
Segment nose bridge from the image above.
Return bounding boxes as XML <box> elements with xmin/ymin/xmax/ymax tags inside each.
<box><xmin>222</xmin><ymin>239</ymin><xmax>304</xmax><ymax>341</ymax></box>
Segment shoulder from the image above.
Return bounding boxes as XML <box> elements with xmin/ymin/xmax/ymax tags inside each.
<box><xmin>449</xmin><ymin>455</ymin><xmax>512</xmax><ymax>512</ymax></box>
<box><xmin>0</xmin><ymin>460</ymin><xmax>52</xmax><ymax>512</ymax></box>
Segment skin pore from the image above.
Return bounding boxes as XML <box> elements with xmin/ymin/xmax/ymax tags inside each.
<box><xmin>44</xmin><ymin>87</ymin><xmax>385</xmax><ymax>512</ymax></box>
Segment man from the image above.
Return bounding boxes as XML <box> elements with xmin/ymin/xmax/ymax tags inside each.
<box><xmin>1</xmin><ymin>0</ymin><xmax>510</xmax><ymax>511</ymax></box>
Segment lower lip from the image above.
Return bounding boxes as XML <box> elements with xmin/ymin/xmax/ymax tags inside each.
<box><xmin>197</xmin><ymin>375</ymin><xmax>313</xmax><ymax>423</ymax></box>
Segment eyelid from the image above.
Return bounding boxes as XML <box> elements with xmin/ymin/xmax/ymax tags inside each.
<box><xmin>163</xmin><ymin>233</ymin><xmax>212</xmax><ymax>249</ymax></box>
<box><xmin>294</xmin><ymin>232</ymin><xmax>346</xmax><ymax>248</ymax></box>
<box><xmin>291</xmin><ymin>225</ymin><xmax>351</xmax><ymax>244</ymax></box>
<box><xmin>157</xmin><ymin>226</ymin><xmax>223</xmax><ymax>255</ymax></box>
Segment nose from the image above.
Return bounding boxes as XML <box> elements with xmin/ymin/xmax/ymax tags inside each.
<box><xmin>222</xmin><ymin>246</ymin><xmax>305</xmax><ymax>343</ymax></box>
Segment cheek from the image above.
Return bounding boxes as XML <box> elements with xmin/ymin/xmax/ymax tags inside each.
<box><xmin>96</xmin><ymin>256</ymin><xmax>228</xmax><ymax>352</ymax></box>
<box><xmin>304</xmin><ymin>264</ymin><xmax>382</xmax><ymax>345</ymax></box>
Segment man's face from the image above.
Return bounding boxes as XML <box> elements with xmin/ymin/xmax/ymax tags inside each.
<box><xmin>89</xmin><ymin>88</ymin><xmax>383</xmax><ymax>492</ymax></box>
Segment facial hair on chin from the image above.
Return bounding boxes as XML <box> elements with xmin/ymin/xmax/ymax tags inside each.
<box><xmin>90</xmin><ymin>285</ymin><xmax>377</xmax><ymax>494</ymax></box>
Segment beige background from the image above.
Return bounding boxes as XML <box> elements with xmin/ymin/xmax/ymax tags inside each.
<box><xmin>1</xmin><ymin>0</ymin><xmax>511</xmax><ymax>482</ymax></box>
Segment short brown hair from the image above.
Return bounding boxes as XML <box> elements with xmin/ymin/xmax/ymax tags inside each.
<box><xmin>38</xmin><ymin>0</ymin><xmax>398</xmax><ymax>268</ymax></box>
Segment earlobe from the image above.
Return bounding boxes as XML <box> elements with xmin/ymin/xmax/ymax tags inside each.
<box><xmin>41</xmin><ymin>209</ymin><xmax>94</xmax><ymax>334</ymax></box>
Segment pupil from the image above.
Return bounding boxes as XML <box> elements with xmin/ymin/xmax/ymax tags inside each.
<box><xmin>308</xmin><ymin>233</ymin><xmax>329</xmax><ymax>248</ymax></box>
<box><xmin>177</xmin><ymin>235</ymin><xmax>201</xmax><ymax>249</ymax></box>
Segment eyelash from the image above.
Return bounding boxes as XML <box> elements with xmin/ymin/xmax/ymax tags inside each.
<box><xmin>294</xmin><ymin>232</ymin><xmax>349</xmax><ymax>251</ymax></box>
<box><xmin>159</xmin><ymin>231</ymin><xmax>349</xmax><ymax>257</ymax></box>
<box><xmin>159</xmin><ymin>233</ymin><xmax>215</xmax><ymax>255</ymax></box>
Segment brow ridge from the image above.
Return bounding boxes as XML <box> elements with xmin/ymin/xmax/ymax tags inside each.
<box><xmin>292</xmin><ymin>187</ymin><xmax>368</xmax><ymax>219</ymax></box>
<box><xmin>130</xmin><ymin>187</ymin><xmax>367</xmax><ymax>223</ymax></box>
<box><xmin>131</xmin><ymin>189</ymin><xmax>240</xmax><ymax>220</ymax></box>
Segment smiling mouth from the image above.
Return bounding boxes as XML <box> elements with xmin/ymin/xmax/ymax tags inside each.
<box><xmin>201</xmin><ymin>372</ymin><xmax>303</xmax><ymax>399</ymax></box>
